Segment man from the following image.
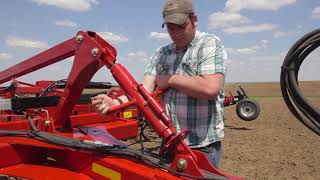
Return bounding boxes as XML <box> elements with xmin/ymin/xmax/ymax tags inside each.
<box><xmin>92</xmin><ymin>0</ymin><xmax>227</xmax><ymax>168</ymax></box>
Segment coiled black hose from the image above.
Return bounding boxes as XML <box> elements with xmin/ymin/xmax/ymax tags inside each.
<box><xmin>280</xmin><ymin>28</ymin><xmax>320</xmax><ymax>136</ymax></box>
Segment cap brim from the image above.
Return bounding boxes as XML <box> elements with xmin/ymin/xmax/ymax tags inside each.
<box><xmin>162</xmin><ymin>13</ymin><xmax>189</xmax><ymax>28</ymax></box>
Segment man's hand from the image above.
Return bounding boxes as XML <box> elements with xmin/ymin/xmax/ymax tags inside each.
<box><xmin>155</xmin><ymin>75</ymin><xmax>173</xmax><ymax>90</ymax></box>
<box><xmin>91</xmin><ymin>94</ymin><xmax>116</xmax><ymax>115</ymax></box>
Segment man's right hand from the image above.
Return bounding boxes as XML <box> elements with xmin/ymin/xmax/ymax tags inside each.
<box><xmin>91</xmin><ymin>94</ymin><xmax>116</xmax><ymax>115</ymax></box>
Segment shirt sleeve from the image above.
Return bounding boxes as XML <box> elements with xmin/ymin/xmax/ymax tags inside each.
<box><xmin>144</xmin><ymin>49</ymin><xmax>159</xmax><ymax>76</ymax></box>
<box><xmin>197</xmin><ymin>36</ymin><xmax>227</xmax><ymax>75</ymax></box>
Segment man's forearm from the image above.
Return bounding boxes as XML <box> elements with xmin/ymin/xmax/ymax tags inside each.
<box><xmin>168</xmin><ymin>74</ymin><xmax>224</xmax><ymax>99</ymax></box>
<box><xmin>112</xmin><ymin>94</ymin><xmax>129</xmax><ymax>105</ymax></box>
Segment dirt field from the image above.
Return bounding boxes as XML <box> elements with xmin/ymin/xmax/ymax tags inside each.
<box><xmin>129</xmin><ymin>81</ymin><xmax>320</xmax><ymax>180</ymax></box>
<box><xmin>221</xmin><ymin>81</ymin><xmax>320</xmax><ymax>180</ymax></box>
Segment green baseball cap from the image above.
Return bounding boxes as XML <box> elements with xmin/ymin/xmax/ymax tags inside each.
<box><xmin>162</xmin><ymin>0</ymin><xmax>195</xmax><ymax>28</ymax></box>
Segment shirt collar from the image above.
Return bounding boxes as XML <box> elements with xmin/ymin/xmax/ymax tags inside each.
<box><xmin>190</xmin><ymin>30</ymin><xmax>200</xmax><ymax>46</ymax></box>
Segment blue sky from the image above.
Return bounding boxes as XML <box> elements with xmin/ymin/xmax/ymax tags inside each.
<box><xmin>0</xmin><ymin>0</ymin><xmax>319</xmax><ymax>85</ymax></box>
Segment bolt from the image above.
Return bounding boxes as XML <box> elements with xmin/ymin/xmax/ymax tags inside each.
<box><xmin>45</xmin><ymin>120</ymin><xmax>51</xmax><ymax>127</ymax></box>
<box><xmin>91</xmin><ymin>48</ymin><xmax>99</xmax><ymax>57</ymax></box>
<box><xmin>75</xmin><ymin>34</ymin><xmax>83</xmax><ymax>43</ymax></box>
<box><xmin>176</xmin><ymin>158</ymin><xmax>187</xmax><ymax>171</ymax></box>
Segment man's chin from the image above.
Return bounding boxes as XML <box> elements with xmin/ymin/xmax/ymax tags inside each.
<box><xmin>174</xmin><ymin>41</ymin><xmax>185</xmax><ymax>46</ymax></box>
<box><xmin>175</xmin><ymin>44</ymin><xmax>188</xmax><ymax>49</ymax></box>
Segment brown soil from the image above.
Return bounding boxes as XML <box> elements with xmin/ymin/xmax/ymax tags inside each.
<box><xmin>129</xmin><ymin>81</ymin><xmax>320</xmax><ymax>180</ymax></box>
<box><xmin>220</xmin><ymin>81</ymin><xmax>320</xmax><ymax>180</ymax></box>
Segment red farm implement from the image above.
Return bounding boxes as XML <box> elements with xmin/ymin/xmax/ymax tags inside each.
<box><xmin>0</xmin><ymin>79</ymin><xmax>139</xmax><ymax>141</ymax></box>
<box><xmin>0</xmin><ymin>31</ymin><xmax>242</xmax><ymax>180</ymax></box>
<box><xmin>224</xmin><ymin>86</ymin><xmax>260</xmax><ymax>121</ymax></box>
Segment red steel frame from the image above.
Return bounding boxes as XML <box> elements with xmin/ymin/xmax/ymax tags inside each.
<box><xmin>0</xmin><ymin>31</ymin><xmax>242</xmax><ymax>180</ymax></box>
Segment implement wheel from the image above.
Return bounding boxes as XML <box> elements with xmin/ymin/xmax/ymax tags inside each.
<box><xmin>236</xmin><ymin>98</ymin><xmax>260</xmax><ymax>121</ymax></box>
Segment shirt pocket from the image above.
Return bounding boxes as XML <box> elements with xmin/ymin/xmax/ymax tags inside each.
<box><xmin>156</xmin><ymin>62</ymin><xmax>171</xmax><ymax>75</ymax></box>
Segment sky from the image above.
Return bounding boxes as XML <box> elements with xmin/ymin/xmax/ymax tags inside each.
<box><xmin>0</xmin><ymin>0</ymin><xmax>319</xmax><ymax>85</ymax></box>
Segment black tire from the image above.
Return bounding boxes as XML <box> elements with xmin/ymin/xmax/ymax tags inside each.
<box><xmin>236</xmin><ymin>98</ymin><xmax>260</xmax><ymax>121</ymax></box>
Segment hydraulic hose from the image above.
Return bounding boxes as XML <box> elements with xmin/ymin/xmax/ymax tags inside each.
<box><xmin>280</xmin><ymin>28</ymin><xmax>320</xmax><ymax>136</ymax></box>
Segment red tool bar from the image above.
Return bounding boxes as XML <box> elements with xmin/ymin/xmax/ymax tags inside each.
<box><xmin>0</xmin><ymin>38</ymin><xmax>75</xmax><ymax>84</ymax></box>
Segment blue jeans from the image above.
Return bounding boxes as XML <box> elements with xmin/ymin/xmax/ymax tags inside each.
<box><xmin>193</xmin><ymin>141</ymin><xmax>222</xmax><ymax>168</ymax></box>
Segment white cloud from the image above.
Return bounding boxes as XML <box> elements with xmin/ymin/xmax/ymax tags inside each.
<box><xmin>208</xmin><ymin>11</ymin><xmax>251</xmax><ymax>29</ymax></box>
<box><xmin>126</xmin><ymin>51</ymin><xmax>149</xmax><ymax>62</ymax></box>
<box><xmin>274</xmin><ymin>31</ymin><xmax>288</xmax><ymax>38</ymax></box>
<box><xmin>31</xmin><ymin>0</ymin><xmax>98</xmax><ymax>12</ymax></box>
<box><xmin>226</xmin><ymin>47</ymin><xmax>256</xmax><ymax>55</ymax></box>
<box><xmin>97</xmin><ymin>32</ymin><xmax>129</xmax><ymax>44</ymax></box>
<box><xmin>149</xmin><ymin>32</ymin><xmax>171</xmax><ymax>41</ymax></box>
<box><xmin>6</xmin><ymin>36</ymin><xmax>49</xmax><ymax>49</ymax></box>
<box><xmin>209</xmin><ymin>1</ymin><xmax>287</xmax><ymax>34</ymax></box>
<box><xmin>273</xmin><ymin>31</ymin><xmax>297</xmax><ymax>38</ymax></box>
<box><xmin>0</xmin><ymin>53</ymin><xmax>12</xmax><ymax>60</ymax></box>
<box><xmin>255</xmin><ymin>40</ymin><xmax>269</xmax><ymax>49</ymax></box>
<box><xmin>225</xmin><ymin>0</ymin><xmax>296</xmax><ymax>12</ymax></box>
<box><xmin>54</xmin><ymin>20</ymin><xmax>77</xmax><ymax>27</ymax></box>
<box><xmin>225</xmin><ymin>48</ymin><xmax>238</xmax><ymax>55</ymax></box>
<box><xmin>223</xmin><ymin>23</ymin><xmax>276</xmax><ymax>34</ymax></box>
<box><xmin>237</xmin><ymin>48</ymin><xmax>257</xmax><ymax>54</ymax></box>
<box><xmin>227</xmin><ymin>40</ymin><xmax>269</xmax><ymax>55</ymax></box>
<box><xmin>311</xmin><ymin>6</ymin><xmax>320</xmax><ymax>19</ymax></box>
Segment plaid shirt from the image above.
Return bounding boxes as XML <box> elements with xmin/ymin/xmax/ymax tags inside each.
<box><xmin>145</xmin><ymin>31</ymin><xmax>227</xmax><ymax>148</ymax></box>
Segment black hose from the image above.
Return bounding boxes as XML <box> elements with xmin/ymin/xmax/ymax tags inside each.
<box><xmin>280</xmin><ymin>28</ymin><xmax>320</xmax><ymax>136</ymax></box>
<box><xmin>39</xmin><ymin>79</ymin><xmax>67</xmax><ymax>97</ymax></box>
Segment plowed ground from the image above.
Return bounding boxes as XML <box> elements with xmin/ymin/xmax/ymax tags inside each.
<box><xmin>130</xmin><ymin>81</ymin><xmax>320</xmax><ymax>180</ymax></box>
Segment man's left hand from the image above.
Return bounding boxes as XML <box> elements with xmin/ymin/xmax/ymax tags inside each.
<box><xmin>155</xmin><ymin>75</ymin><xmax>173</xmax><ymax>90</ymax></box>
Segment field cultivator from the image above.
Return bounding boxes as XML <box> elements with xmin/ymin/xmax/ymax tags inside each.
<box><xmin>0</xmin><ymin>31</ymin><xmax>241</xmax><ymax>180</ymax></box>
<box><xmin>0</xmin><ymin>79</ymin><xmax>139</xmax><ymax>141</ymax></box>
<box><xmin>224</xmin><ymin>86</ymin><xmax>260</xmax><ymax>121</ymax></box>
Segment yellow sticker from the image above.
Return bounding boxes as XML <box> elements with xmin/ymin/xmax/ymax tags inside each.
<box><xmin>123</xmin><ymin>111</ymin><xmax>133</xmax><ymax>118</ymax></box>
<box><xmin>92</xmin><ymin>163</ymin><xmax>121</xmax><ymax>180</ymax></box>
